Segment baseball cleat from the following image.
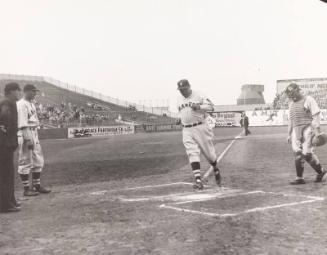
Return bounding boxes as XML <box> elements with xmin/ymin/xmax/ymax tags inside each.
<box><xmin>214</xmin><ymin>168</ymin><xmax>222</xmax><ymax>187</ymax></box>
<box><xmin>23</xmin><ymin>189</ymin><xmax>39</xmax><ymax>196</ymax></box>
<box><xmin>193</xmin><ymin>179</ymin><xmax>204</xmax><ymax>190</ymax></box>
<box><xmin>34</xmin><ymin>186</ymin><xmax>51</xmax><ymax>194</ymax></box>
<box><xmin>289</xmin><ymin>179</ymin><xmax>306</xmax><ymax>185</ymax></box>
<box><xmin>1</xmin><ymin>207</ymin><xmax>21</xmax><ymax>213</ymax></box>
<box><xmin>315</xmin><ymin>169</ymin><xmax>327</xmax><ymax>183</ymax></box>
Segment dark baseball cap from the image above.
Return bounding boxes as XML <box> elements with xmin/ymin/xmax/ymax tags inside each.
<box><xmin>177</xmin><ymin>79</ymin><xmax>190</xmax><ymax>90</ymax></box>
<box><xmin>285</xmin><ymin>83</ymin><xmax>300</xmax><ymax>95</ymax></box>
<box><xmin>4</xmin><ymin>82</ymin><xmax>21</xmax><ymax>94</ymax></box>
<box><xmin>23</xmin><ymin>84</ymin><xmax>39</xmax><ymax>92</ymax></box>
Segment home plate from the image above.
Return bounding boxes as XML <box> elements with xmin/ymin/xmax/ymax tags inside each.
<box><xmin>168</xmin><ymin>188</ymin><xmax>242</xmax><ymax>202</ymax></box>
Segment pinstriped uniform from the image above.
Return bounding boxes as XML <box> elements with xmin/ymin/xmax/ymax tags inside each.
<box><xmin>178</xmin><ymin>90</ymin><xmax>217</xmax><ymax>164</ymax></box>
<box><xmin>17</xmin><ymin>98</ymin><xmax>44</xmax><ymax>175</ymax></box>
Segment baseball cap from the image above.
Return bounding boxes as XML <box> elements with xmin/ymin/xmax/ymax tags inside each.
<box><xmin>177</xmin><ymin>79</ymin><xmax>190</xmax><ymax>90</ymax></box>
<box><xmin>23</xmin><ymin>84</ymin><xmax>39</xmax><ymax>92</ymax></box>
<box><xmin>285</xmin><ymin>83</ymin><xmax>300</xmax><ymax>95</ymax></box>
<box><xmin>4</xmin><ymin>82</ymin><xmax>21</xmax><ymax>94</ymax></box>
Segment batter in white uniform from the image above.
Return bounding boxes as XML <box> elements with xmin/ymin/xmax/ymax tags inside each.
<box><xmin>177</xmin><ymin>79</ymin><xmax>221</xmax><ymax>189</ymax></box>
<box><xmin>17</xmin><ymin>84</ymin><xmax>51</xmax><ymax>196</ymax></box>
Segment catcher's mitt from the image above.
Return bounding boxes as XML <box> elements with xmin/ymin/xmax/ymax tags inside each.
<box><xmin>312</xmin><ymin>132</ymin><xmax>327</xmax><ymax>147</ymax></box>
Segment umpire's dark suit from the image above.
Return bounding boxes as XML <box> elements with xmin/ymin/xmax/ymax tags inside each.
<box><xmin>0</xmin><ymin>96</ymin><xmax>19</xmax><ymax>211</ymax></box>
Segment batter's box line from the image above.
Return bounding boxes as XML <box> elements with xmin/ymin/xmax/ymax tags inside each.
<box><xmin>159</xmin><ymin>190</ymin><xmax>325</xmax><ymax>218</ymax></box>
<box><xmin>258</xmin><ymin>191</ymin><xmax>324</xmax><ymax>201</ymax></box>
<box><xmin>172</xmin><ymin>190</ymin><xmax>262</xmax><ymax>205</ymax></box>
<box><xmin>89</xmin><ymin>182</ymin><xmax>194</xmax><ymax>196</ymax></box>
<box><xmin>117</xmin><ymin>187</ymin><xmax>242</xmax><ymax>203</ymax></box>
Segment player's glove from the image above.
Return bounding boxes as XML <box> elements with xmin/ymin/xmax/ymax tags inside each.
<box><xmin>312</xmin><ymin>132</ymin><xmax>327</xmax><ymax>147</ymax></box>
<box><xmin>287</xmin><ymin>135</ymin><xmax>291</xmax><ymax>144</ymax></box>
<box><xmin>25</xmin><ymin>139</ymin><xmax>34</xmax><ymax>150</ymax></box>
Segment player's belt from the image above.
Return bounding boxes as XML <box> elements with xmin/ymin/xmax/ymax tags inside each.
<box><xmin>19</xmin><ymin>126</ymin><xmax>38</xmax><ymax>131</ymax></box>
<box><xmin>183</xmin><ymin>122</ymin><xmax>203</xmax><ymax>128</ymax></box>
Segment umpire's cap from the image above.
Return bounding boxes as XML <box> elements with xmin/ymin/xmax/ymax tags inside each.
<box><xmin>177</xmin><ymin>79</ymin><xmax>190</xmax><ymax>90</ymax></box>
<box><xmin>4</xmin><ymin>82</ymin><xmax>21</xmax><ymax>95</ymax></box>
<box><xmin>23</xmin><ymin>84</ymin><xmax>39</xmax><ymax>92</ymax></box>
<box><xmin>284</xmin><ymin>83</ymin><xmax>300</xmax><ymax>95</ymax></box>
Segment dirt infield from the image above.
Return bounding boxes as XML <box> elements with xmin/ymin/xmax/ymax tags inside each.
<box><xmin>2</xmin><ymin>126</ymin><xmax>327</xmax><ymax>254</ymax></box>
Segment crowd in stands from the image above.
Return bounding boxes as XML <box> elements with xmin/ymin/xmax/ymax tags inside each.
<box><xmin>0</xmin><ymin>79</ymin><xmax>176</xmax><ymax>129</ymax></box>
<box><xmin>35</xmin><ymin>100</ymin><xmax>175</xmax><ymax>128</ymax></box>
<box><xmin>36</xmin><ymin>101</ymin><xmax>113</xmax><ymax>128</ymax></box>
<box><xmin>307</xmin><ymin>89</ymin><xmax>327</xmax><ymax>109</ymax></box>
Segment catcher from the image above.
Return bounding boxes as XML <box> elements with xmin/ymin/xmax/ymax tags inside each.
<box><xmin>285</xmin><ymin>83</ymin><xmax>326</xmax><ymax>184</ymax></box>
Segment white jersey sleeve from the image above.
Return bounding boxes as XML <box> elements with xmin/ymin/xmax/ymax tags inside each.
<box><xmin>17</xmin><ymin>99</ymin><xmax>29</xmax><ymax>129</ymax></box>
<box><xmin>304</xmin><ymin>96</ymin><xmax>320</xmax><ymax>116</ymax></box>
<box><xmin>17</xmin><ymin>99</ymin><xmax>40</xmax><ymax>129</ymax></box>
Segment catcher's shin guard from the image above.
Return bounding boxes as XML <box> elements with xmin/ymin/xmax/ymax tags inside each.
<box><xmin>295</xmin><ymin>152</ymin><xmax>304</xmax><ymax>178</ymax></box>
<box><xmin>304</xmin><ymin>153</ymin><xmax>323</xmax><ymax>175</ymax></box>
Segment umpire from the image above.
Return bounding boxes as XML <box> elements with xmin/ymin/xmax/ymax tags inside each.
<box><xmin>241</xmin><ymin>112</ymin><xmax>251</xmax><ymax>136</ymax></box>
<box><xmin>0</xmin><ymin>83</ymin><xmax>21</xmax><ymax>213</ymax></box>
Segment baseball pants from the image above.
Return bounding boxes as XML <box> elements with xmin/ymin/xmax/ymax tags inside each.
<box><xmin>183</xmin><ymin>122</ymin><xmax>217</xmax><ymax>164</ymax></box>
<box><xmin>0</xmin><ymin>147</ymin><xmax>17</xmax><ymax>210</ymax></box>
<box><xmin>18</xmin><ymin>129</ymin><xmax>44</xmax><ymax>175</ymax></box>
<box><xmin>291</xmin><ymin>125</ymin><xmax>322</xmax><ymax>176</ymax></box>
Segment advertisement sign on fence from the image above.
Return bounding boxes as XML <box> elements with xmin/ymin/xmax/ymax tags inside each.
<box><xmin>141</xmin><ymin>124</ymin><xmax>182</xmax><ymax>132</ymax></box>
<box><xmin>245</xmin><ymin>110</ymin><xmax>288</xmax><ymax>126</ymax></box>
<box><xmin>68</xmin><ymin>125</ymin><xmax>135</xmax><ymax>138</ymax></box>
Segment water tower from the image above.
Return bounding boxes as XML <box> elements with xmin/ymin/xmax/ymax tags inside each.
<box><xmin>237</xmin><ymin>84</ymin><xmax>265</xmax><ymax>105</ymax></box>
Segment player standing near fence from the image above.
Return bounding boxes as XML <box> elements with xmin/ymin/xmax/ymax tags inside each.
<box><xmin>177</xmin><ymin>79</ymin><xmax>221</xmax><ymax>190</ymax></box>
<box><xmin>285</xmin><ymin>83</ymin><xmax>326</xmax><ymax>184</ymax></box>
<box><xmin>17</xmin><ymin>84</ymin><xmax>51</xmax><ymax>196</ymax></box>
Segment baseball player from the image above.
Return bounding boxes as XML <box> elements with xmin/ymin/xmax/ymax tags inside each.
<box><xmin>285</xmin><ymin>83</ymin><xmax>326</xmax><ymax>184</ymax></box>
<box><xmin>177</xmin><ymin>79</ymin><xmax>221</xmax><ymax>189</ymax></box>
<box><xmin>0</xmin><ymin>83</ymin><xmax>21</xmax><ymax>213</ymax></box>
<box><xmin>17</xmin><ymin>84</ymin><xmax>51</xmax><ymax>196</ymax></box>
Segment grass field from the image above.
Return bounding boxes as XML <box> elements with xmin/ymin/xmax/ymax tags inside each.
<box><xmin>1</xmin><ymin>126</ymin><xmax>327</xmax><ymax>255</ymax></box>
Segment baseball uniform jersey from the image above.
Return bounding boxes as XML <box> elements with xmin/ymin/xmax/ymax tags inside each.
<box><xmin>178</xmin><ymin>91</ymin><xmax>217</xmax><ymax>164</ymax></box>
<box><xmin>17</xmin><ymin>98</ymin><xmax>44</xmax><ymax>175</ymax></box>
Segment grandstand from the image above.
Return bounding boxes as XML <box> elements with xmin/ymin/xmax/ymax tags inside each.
<box><xmin>0</xmin><ymin>74</ymin><xmax>177</xmax><ymax>128</ymax></box>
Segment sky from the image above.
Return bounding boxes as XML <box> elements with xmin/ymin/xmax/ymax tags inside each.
<box><xmin>1</xmin><ymin>0</ymin><xmax>327</xmax><ymax>111</ymax></box>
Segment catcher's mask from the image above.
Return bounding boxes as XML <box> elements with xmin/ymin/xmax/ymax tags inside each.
<box><xmin>285</xmin><ymin>83</ymin><xmax>301</xmax><ymax>98</ymax></box>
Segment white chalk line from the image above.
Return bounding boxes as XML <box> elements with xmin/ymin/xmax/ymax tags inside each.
<box><xmin>203</xmin><ymin>131</ymin><xmax>243</xmax><ymax>180</ymax></box>
<box><xmin>159</xmin><ymin>190</ymin><xmax>325</xmax><ymax>218</ymax></box>
<box><xmin>244</xmin><ymin>198</ymin><xmax>324</xmax><ymax>214</ymax></box>
<box><xmin>159</xmin><ymin>204</ymin><xmax>237</xmax><ymax>218</ymax></box>
<box><xmin>115</xmin><ymin>181</ymin><xmax>193</xmax><ymax>191</ymax></box>
<box><xmin>160</xmin><ymin>198</ymin><xmax>323</xmax><ymax>218</ymax></box>
<box><xmin>89</xmin><ymin>182</ymin><xmax>194</xmax><ymax>195</ymax></box>
<box><xmin>172</xmin><ymin>190</ymin><xmax>259</xmax><ymax>205</ymax></box>
<box><xmin>118</xmin><ymin>187</ymin><xmax>240</xmax><ymax>202</ymax></box>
